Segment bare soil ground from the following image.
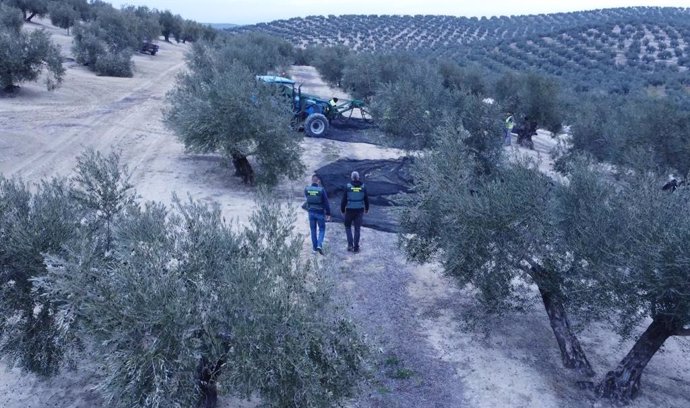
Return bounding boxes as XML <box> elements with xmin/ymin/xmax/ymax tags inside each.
<box><xmin>1</xmin><ymin>20</ymin><xmax>688</xmax><ymax>408</ymax></box>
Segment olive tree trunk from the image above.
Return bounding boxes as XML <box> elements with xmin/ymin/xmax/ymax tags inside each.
<box><xmin>531</xmin><ymin>264</ymin><xmax>595</xmax><ymax>377</ymax></box>
<box><xmin>231</xmin><ymin>153</ymin><xmax>254</xmax><ymax>185</ymax></box>
<box><xmin>596</xmin><ymin>314</ymin><xmax>680</xmax><ymax>402</ymax></box>
<box><xmin>197</xmin><ymin>357</ymin><xmax>224</xmax><ymax>408</ymax></box>
<box><xmin>538</xmin><ymin>287</ymin><xmax>595</xmax><ymax>377</ymax></box>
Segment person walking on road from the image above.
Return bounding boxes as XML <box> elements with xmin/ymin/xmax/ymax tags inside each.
<box><xmin>504</xmin><ymin>113</ymin><xmax>515</xmax><ymax>146</ymax></box>
<box><xmin>341</xmin><ymin>171</ymin><xmax>369</xmax><ymax>253</ymax></box>
<box><xmin>305</xmin><ymin>174</ymin><xmax>331</xmax><ymax>255</ymax></box>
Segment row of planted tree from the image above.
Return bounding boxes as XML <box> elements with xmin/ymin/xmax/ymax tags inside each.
<box><xmin>166</xmin><ymin>32</ymin><xmax>690</xmax><ymax>403</ymax></box>
<box><xmin>301</xmin><ymin>43</ymin><xmax>690</xmax><ymax>402</ymax></box>
<box><xmin>0</xmin><ymin>0</ymin><xmax>216</xmax><ymax>91</ymax></box>
<box><xmin>238</xmin><ymin>8</ymin><xmax>690</xmax><ymax>105</ymax></box>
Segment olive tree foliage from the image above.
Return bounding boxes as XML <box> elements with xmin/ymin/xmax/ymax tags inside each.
<box><xmin>438</xmin><ymin>60</ymin><xmax>487</xmax><ymax>96</ymax></box>
<box><xmin>1</xmin><ymin>0</ymin><xmax>48</xmax><ymax>21</ymax></box>
<box><xmin>217</xmin><ymin>32</ymin><xmax>295</xmax><ymax>74</ymax></box>
<box><xmin>400</xmin><ymin>124</ymin><xmax>595</xmax><ymax>377</ymax></box>
<box><xmin>494</xmin><ymin>71</ymin><xmax>563</xmax><ymax>132</ymax></box>
<box><xmin>60</xmin><ymin>0</ymin><xmax>89</xmax><ymax>21</ymax></box>
<box><xmin>0</xmin><ymin>150</ymin><xmax>133</xmax><ymax>378</ymax></box>
<box><xmin>558</xmin><ymin>162</ymin><xmax>690</xmax><ymax>402</ymax></box>
<box><xmin>121</xmin><ymin>5</ymin><xmax>161</xmax><ymax>42</ymax></box>
<box><xmin>0</xmin><ymin>1</ymin><xmax>23</xmax><ymax>31</ymax></box>
<box><xmin>178</xmin><ymin>19</ymin><xmax>216</xmax><ymax>43</ymax></box>
<box><xmin>70</xmin><ymin>149</ymin><xmax>136</xmax><ymax>251</ymax></box>
<box><xmin>367</xmin><ymin>56</ymin><xmax>504</xmax><ymax>153</ymax></box>
<box><xmin>570</xmin><ymin>95</ymin><xmax>690</xmax><ymax>176</ymax></box>
<box><xmin>38</xmin><ymin>196</ymin><xmax>367</xmax><ymax>408</ymax></box>
<box><xmin>1</xmin><ymin>152</ymin><xmax>367</xmax><ymax>407</ymax></box>
<box><xmin>48</xmin><ymin>1</ymin><xmax>79</xmax><ymax>34</ymax></box>
<box><xmin>165</xmin><ymin>41</ymin><xmax>303</xmax><ymax>186</ymax></box>
<box><xmin>370</xmin><ymin>62</ymin><xmax>446</xmax><ymax>150</ymax></box>
<box><xmin>72</xmin><ymin>6</ymin><xmax>132</xmax><ymax>77</ymax></box>
<box><xmin>0</xmin><ymin>177</ymin><xmax>81</xmax><ymax>376</ymax></box>
<box><xmin>340</xmin><ymin>52</ymin><xmax>418</xmax><ymax>99</ymax></box>
<box><xmin>159</xmin><ymin>9</ymin><xmax>182</xmax><ymax>42</ymax></box>
<box><xmin>0</xmin><ymin>4</ymin><xmax>64</xmax><ymax>91</ymax></box>
<box><xmin>310</xmin><ymin>45</ymin><xmax>351</xmax><ymax>87</ymax></box>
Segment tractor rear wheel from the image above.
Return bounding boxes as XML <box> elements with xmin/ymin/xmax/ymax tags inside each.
<box><xmin>305</xmin><ymin>113</ymin><xmax>329</xmax><ymax>137</ymax></box>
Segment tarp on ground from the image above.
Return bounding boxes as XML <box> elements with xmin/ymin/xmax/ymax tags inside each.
<box><xmin>307</xmin><ymin>157</ymin><xmax>415</xmax><ymax>233</ymax></box>
<box><xmin>310</xmin><ymin>118</ymin><xmax>407</xmax><ymax>148</ymax></box>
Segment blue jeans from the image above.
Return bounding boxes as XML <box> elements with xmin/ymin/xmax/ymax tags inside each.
<box><xmin>308</xmin><ymin>212</ymin><xmax>326</xmax><ymax>250</ymax></box>
<box><xmin>503</xmin><ymin>128</ymin><xmax>512</xmax><ymax>145</ymax></box>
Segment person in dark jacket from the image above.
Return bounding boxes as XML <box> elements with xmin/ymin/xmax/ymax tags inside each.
<box><xmin>305</xmin><ymin>174</ymin><xmax>331</xmax><ymax>255</ymax></box>
<box><xmin>341</xmin><ymin>171</ymin><xmax>369</xmax><ymax>253</ymax></box>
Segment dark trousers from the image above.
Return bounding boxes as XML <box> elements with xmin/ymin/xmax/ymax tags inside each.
<box><xmin>344</xmin><ymin>210</ymin><xmax>364</xmax><ymax>248</ymax></box>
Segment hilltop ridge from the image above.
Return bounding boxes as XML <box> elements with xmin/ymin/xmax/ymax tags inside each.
<box><xmin>231</xmin><ymin>7</ymin><xmax>690</xmax><ymax>98</ymax></box>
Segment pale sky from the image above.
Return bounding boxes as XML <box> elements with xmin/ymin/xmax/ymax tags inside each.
<box><xmin>109</xmin><ymin>1</ymin><xmax>689</xmax><ymax>24</ymax></box>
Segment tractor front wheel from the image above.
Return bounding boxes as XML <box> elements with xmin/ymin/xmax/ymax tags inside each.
<box><xmin>304</xmin><ymin>113</ymin><xmax>329</xmax><ymax>137</ymax></box>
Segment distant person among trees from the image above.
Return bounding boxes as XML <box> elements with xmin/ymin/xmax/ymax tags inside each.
<box><xmin>504</xmin><ymin>113</ymin><xmax>515</xmax><ymax>146</ymax></box>
<box><xmin>517</xmin><ymin>116</ymin><xmax>537</xmax><ymax>150</ymax></box>
<box><xmin>305</xmin><ymin>174</ymin><xmax>331</xmax><ymax>255</ymax></box>
<box><xmin>662</xmin><ymin>175</ymin><xmax>684</xmax><ymax>192</ymax></box>
<box><xmin>341</xmin><ymin>171</ymin><xmax>369</xmax><ymax>253</ymax></box>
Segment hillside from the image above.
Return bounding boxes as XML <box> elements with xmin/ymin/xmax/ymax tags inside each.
<box><xmin>207</xmin><ymin>23</ymin><xmax>239</xmax><ymax>29</ymax></box>
<box><xmin>231</xmin><ymin>7</ymin><xmax>690</xmax><ymax>97</ymax></box>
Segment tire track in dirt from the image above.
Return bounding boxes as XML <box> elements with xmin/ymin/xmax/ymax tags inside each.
<box><xmin>1</xmin><ymin>60</ymin><xmax>185</xmax><ymax>182</ymax></box>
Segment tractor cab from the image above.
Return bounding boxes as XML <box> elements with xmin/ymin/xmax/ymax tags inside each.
<box><xmin>256</xmin><ymin>75</ymin><xmax>300</xmax><ymax>111</ymax></box>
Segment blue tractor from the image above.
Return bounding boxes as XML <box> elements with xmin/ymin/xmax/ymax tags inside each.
<box><xmin>257</xmin><ymin>75</ymin><xmax>370</xmax><ymax>138</ymax></box>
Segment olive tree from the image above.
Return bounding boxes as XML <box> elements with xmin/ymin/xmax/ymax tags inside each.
<box><xmin>0</xmin><ymin>2</ymin><xmax>22</xmax><ymax>31</ymax></box>
<box><xmin>121</xmin><ymin>5</ymin><xmax>161</xmax><ymax>43</ymax></box>
<box><xmin>217</xmin><ymin>32</ymin><xmax>295</xmax><ymax>75</ymax></box>
<box><xmin>38</xmin><ymin>196</ymin><xmax>367</xmax><ymax>408</ymax></box>
<box><xmin>2</xmin><ymin>151</ymin><xmax>367</xmax><ymax>407</ymax></box>
<box><xmin>311</xmin><ymin>45</ymin><xmax>351</xmax><ymax>86</ymax></box>
<box><xmin>48</xmin><ymin>1</ymin><xmax>78</xmax><ymax>34</ymax></box>
<box><xmin>370</xmin><ymin>62</ymin><xmax>446</xmax><ymax>150</ymax></box>
<box><xmin>159</xmin><ymin>9</ymin><xmax>182</xmax><ymax>42</ymax></box>
<box><xmin>559</xmin><ymin>162</ymin><xmax>690</xmax><ymax>402</ymax></box>
<box><xmin>494</xmin><ymin>71</ymin><xmax>563</xmax><ymax>133</ymax></box>
<box><xmin>70</xmin><ymin>149</ymin><xmax>136</xmax><ymax>251</ymax></box>
<box><xmin>165</xmin><ymin>42</ymin><xmax>303</xmax><ymax>185</ymax></box>
<box><xmin>400</xmin><ymin>123</ymin><xmax>595</xmax><ymax>377</ymax></box>
<box><xmin>570</xmin><ymin>96</ymin><xmax>690</xmax><ymax>176</ymax></box>
<box><xmin>0</xmin><ymin>6</ymin><xmax>64</xmax><ymax>92</ymax></box>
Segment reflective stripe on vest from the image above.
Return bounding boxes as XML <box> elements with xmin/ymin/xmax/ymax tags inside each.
<box><xmin>505</xmin><ymin>116</ymin><xmax>514</xmax><ymax>130</ymax></box>
<box><xmin>305</xmin><ymin>186</ymin><xmax>324</xmax><ymax>211</ymax></box>
<box><xmin>346</xmin><ymin>183</ymin><xmax>366</xmax><ymax>210</ymax></box>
